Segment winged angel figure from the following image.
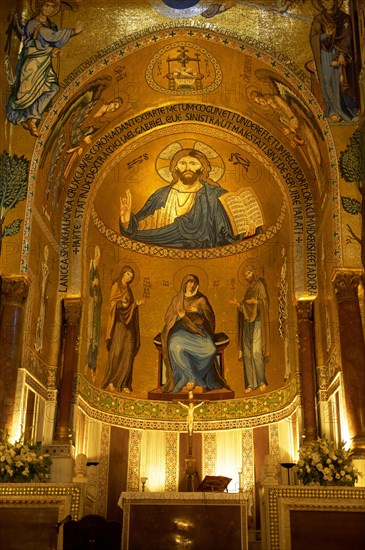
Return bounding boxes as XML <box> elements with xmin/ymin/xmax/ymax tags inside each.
<box><xmin>251</xmin><ymin>69</ymin><xmax>325</xmax><ymax>191</ymax></box>
<box><xmin>5</xmin><ymin>0</ymin><xmax>84</xmax><ymax>137</ymax></box>
<box><xmin>200</xmin><ymin>0</ymin><xmax>306</xmax><ymax>19</ymax></box>
<box><xmin>150</xmin><ymin>1</ymin><xmax>309</xmax><ymax>20</ymax></box>
<box><xmin>40</xmin><ymin>76</ymin><xmax>125</xmax><ymax>220</ymax></box>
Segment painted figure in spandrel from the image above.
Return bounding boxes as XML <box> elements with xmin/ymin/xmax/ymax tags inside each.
<box><xmin>6</xmin><ymin>0</ymin><xmax>84</xmax><ymax>137</ymax></box>
<box><xmin>310</xmin><ymin>0</ymin><xmax>359</xmax><ymax>122</ymax></box>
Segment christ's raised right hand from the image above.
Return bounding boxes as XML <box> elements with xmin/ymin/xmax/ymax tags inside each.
<box><xmin>120</xmin><ymin>189</ymin><xmax>132</xmax><ymax>226</ymax></box>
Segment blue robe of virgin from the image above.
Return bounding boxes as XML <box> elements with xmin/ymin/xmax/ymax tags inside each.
<box><xmin>161</xmin><ymin>275</ymin><xmax>229</xmax><ymax>393</ymax></box>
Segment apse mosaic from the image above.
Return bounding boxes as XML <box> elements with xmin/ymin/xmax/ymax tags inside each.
<box><xmin>1</xmin><ymin>0</ymin><xmax>362</xmax><ymax>421</ymax></box>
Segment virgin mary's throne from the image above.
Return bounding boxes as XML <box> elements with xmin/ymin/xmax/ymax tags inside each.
<box><xmin>148</xmin><ymin>331</ymin><xmax>234</xmax><ymax>400</ymax></box>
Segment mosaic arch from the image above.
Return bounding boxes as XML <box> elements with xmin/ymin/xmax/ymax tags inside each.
<box><xmin>19</xmin><ymin>21</ymin><xmax>342</xmax><ymax>412</ymax></box>
<box><xmin>21</xmin><ymin>22</ymin><xmax>339</xmax><ymax>296</ymax></box>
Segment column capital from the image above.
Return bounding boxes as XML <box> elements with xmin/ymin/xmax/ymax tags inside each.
<box><xmin>1</xmin><ymin>275</ymin><xmax>30</xmax><ymax>304</ymax></box>
<box><xmin>63</xmin><ymin>297</ymin><xmax>82</xmax><ymax>324</ymax></box>
<box><xmin>296</xmin><ymin>299</ymin><xmax>314</xmax><ymax>320</ymax></box>
<box><xmin>333</xmin><ymin>271</ymin><xmax>363</xmax><ymax>303</ymax></box>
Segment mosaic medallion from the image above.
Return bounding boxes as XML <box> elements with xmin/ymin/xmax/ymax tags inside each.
<box><xmin>146</xmin><ymin>42</ymin><xmax>222</xmax><ymax>95</ymax></box>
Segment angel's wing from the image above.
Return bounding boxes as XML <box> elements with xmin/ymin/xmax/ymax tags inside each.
<box><xmin>256</xmin><ymin>69</ymin><xmax>324</xmax><ymax>141</ymax></box>
<box><xmin>201</xmin><ymin>3</ymin><xmax>225</xmax><ymax>18</ymax></box>
<box><xmin>275</xmin><ymin>81</ymin><xmax>323</xmax><ymax>137</ymax></box>
<box><xmin>4</xmin><ymin>12</ymin><xmax>24</xmax><ymax>55</ymax></box>
<box><xmin>40</xmin><ymin>76</ymin><xmax>112</xmax><ymax>168</ymax></box>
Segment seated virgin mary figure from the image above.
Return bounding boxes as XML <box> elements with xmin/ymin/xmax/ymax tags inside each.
<box><xmin>161</xmin><ymin>274</ymin><xmax>230</xmax><ymax>393</ymax></box>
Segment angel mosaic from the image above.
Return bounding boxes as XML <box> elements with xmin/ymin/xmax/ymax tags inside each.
<box><xmin>250</xmin><ymin>69</ymin><xmax>326</xmax><ymax>192</ymax></box>
<box><xmin>5</xmin><ymin>0</ymin><xmax>84</xmax><ymax>138</ymax></box>
<box><xmin>40</xmin><ymin>76</ymin><xmax>125</xmax><ymax>220</ymax></box>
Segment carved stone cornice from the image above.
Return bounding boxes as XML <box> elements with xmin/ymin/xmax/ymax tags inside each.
<box><xmin>1</xmin><ymin>275</ymin><xmax>30</xmax><ymax>304</ymax></box>
<box><xmin>0</xmin><ymin>484</ymin><xmax>82</xmax><ymax>519</ymax></box>
<box><xmin>64</xmin><ymin>297</ymin><xmax>82</xmax><ymax>324</ymax></box>
<box><xmin>334</xmin><ymin>271</ymin><xmax>363</xmax><ymax>303</ymax></box>
<box><xmin>296</xmin><ymin>300</ymin><xmax>314</xmax><ymax>320</ymax></box>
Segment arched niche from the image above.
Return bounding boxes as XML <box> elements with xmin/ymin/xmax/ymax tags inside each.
<box><xmin>22</xmin><ymin>22</ymin><xmax>339</xmax><ymax>420</ymax></box>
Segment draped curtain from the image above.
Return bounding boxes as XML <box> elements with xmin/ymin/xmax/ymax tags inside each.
<box><xmin>215</xmin><ymin>430</ymin><xmax>242</xmax><ymax>492</ymax></box>
<box><xmin>140</xmin><ymin>430</ymin><xmax>166</xmax><ymax>492</ymax></box>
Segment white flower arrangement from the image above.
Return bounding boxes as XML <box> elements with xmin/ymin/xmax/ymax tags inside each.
<box><xmin>0</xmin><ymin>434</ymin><xmax>52</xmax><ymax>483</ymax></box>
<box><xmin>294</xmin><ymin>436</ymin><xmax>359</xmax><ymax>487</ymax></box>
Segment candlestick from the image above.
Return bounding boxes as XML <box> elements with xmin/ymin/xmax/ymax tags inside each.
<box><xmin>280</xmin><ymin>462</ymin><xmax>295</xmax><ymax>485</ymax></box>
<box><xmin>238</xmin><ymin>468</ymin><xmax>243</xmax><ymax>493</ymax></box>
<box><xmin>140</xmin><ymin>476</ymin><xmax>148</xmax><ymax>492</ymax></box>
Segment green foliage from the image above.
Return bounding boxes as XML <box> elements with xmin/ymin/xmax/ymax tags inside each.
<box><xmin>341</xmin><ymin>196</ymin><xmax>361</xmax><ymax>216</ymax></box>
<box><xmin>0</xmin><ymin>151</ymin><xmax>29</xmax><ymax>217</ymax></box>
<box><xmin>0</xmin><ymin>151</ymin><xmax>29</xmax><ymax>244</ymax></box>
<box><xmin>338</xmin><ymin>127</ymin><xmax>365</xmax><ymax>188</ymax></box>
<box><xmin>2</xmin><ymin>219</ymin><xmax>22</xmax><ymax>237</ymax></box>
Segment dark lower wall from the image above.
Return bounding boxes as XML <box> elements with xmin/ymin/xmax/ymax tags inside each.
<box><xmin>108</xmin><ymin>426</ymin><xmax>130</xmax><ymax>521</ymax></box>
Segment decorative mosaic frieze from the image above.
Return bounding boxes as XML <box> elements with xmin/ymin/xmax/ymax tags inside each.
<box><xmin>43</xmin><ymin>444</ymin><xmax>74</xmax><ymax>458</ymax></box>
<box><xmin>203</xmin><ymin>432</ymin><xmax>216</xmax><ymax>476</ymax></box>
<box><xmin>164</xmin><ymin>431</ymin><xmax>178</xmax><ymax>492</ymax></box>
<box><xmin>77</xmin><ymin>375</ymin><xmax>299</xmax><ymax>430</ymax></box>
<box><xmin>95</xmin><ymin>423</ymin><xmax>110</xmax><ymax>517</ymax></box>
<box><xmin>22</xmin><ymin>370</ymin><xmax>49</xmax><ymax>399</ymax></box>
<box><xmin>242</xmin><ymin>428</ymin><xmax>255</xmax><ymax>517</ymax></box>
<box><xmin>127</xmin><ymin>430</ymin><xmax>142</xmax><ymax>492</ymax></box>
<box><xmin>269</xmin><ymin>424</ymin><xmax>281</xmax><ymax>479</ymax></box>
<box><xmin>23</xmin><ymin>343</ymin><xmax>59</xmax><ymax>391</ymax></box>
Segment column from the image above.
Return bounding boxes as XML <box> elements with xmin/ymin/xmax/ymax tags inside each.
<box><xmin>296</xmin><ymin>299</ymin><xmax>318</xmax><ymax>444</ymax></box>
<box><xmin>54</xmin><ymin>297</ymin><xmax>82</xmax><ymax>443</ymax></box>
<box><xmin>0</xmin><ymin>275</ymin><xmax>30</xmax><ymax>435</ymax></box>
<box><xmin>334</xmin><ymin>272</ymin><xmax>365</xmax><ymax>455</ymax></box>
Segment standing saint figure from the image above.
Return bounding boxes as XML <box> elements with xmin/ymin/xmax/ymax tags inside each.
<box><xmin>161</xmin><ymin>274</ymin><xmax>229</xmax><ymax>393</ymax></box>
<box><xmin>102</xmin><ymin>266</ymin><xmax>145</xmax><ymax>393</ymax></box>
<box><xmin>310</xmin><ymin>0</ymin><xmax>358</xmax><ymax>122</ymax></box>
<box><xmin>87</xmin><ymin>245</ymin><xmax>103</xmax><ymax>378</ymax></box>
<box><xmin>34</xmin><ymin>244</ymin><xmax>50</xmax><ymax>353</ymax></box>
<box><xmin>7</xmin><ymin>0</ymin><xmax>84</xmax><ymax>137</ymax></box>
<box><xmin>230</xmin><ymin>265</ymin><xmax>270</xmax><ymax>392</ymax></box>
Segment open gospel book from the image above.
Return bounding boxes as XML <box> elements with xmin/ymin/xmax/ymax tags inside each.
<box><xmin>197</xmin><ymin>475</ymin><xmax>232</xmax><ymax>492</ymax></box>
<box><xmin>219</xmin><ymin>186</ymin><xmax>264</xmax><ymax>236</ymax></box>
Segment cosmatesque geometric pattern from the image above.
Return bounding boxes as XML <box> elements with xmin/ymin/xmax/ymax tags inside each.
<box><xmin>203</xmin><ymin>432</ymin><xmax>217</xmax><ymax>476</ymax></box>
<box><xmin>96</xmin><ymin>423</ymin><xmax>110</xmax><ymax>517</ymax></box>
<box><xmin>127</xmin><ymin>430</ymin><xmax>142</xmax><ymax>492</ymax></box>
<box><xmin>164</xmin><ymin>431</ymin><xmax>179</xmax><ymax>491</ymax></box>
